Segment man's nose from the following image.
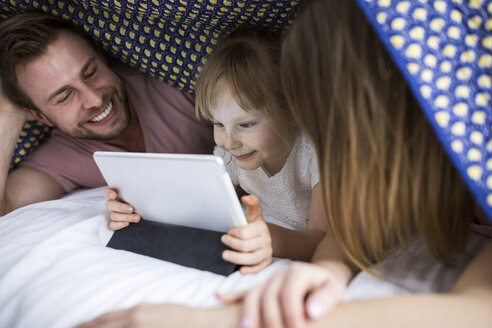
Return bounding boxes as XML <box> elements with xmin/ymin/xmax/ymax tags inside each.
<box><xmin>80</xmin><ymin>84</ymin><xmax>103</xmax><ymax>110</ymax></box>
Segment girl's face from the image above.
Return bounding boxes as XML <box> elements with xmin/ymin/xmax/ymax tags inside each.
<box><xmin>211</xmin><ymin>84</ymin><xmax>291</xmax><ymax>176</ymax></box>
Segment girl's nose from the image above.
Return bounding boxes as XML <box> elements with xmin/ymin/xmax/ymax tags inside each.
<box><xmin>223</xmin><ymin>131</ymin><xmax>241</xmax><ymax>150</ymax></box>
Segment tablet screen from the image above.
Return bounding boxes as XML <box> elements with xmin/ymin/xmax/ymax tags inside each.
<box><xmin>93</xmin><ymin>151</ymin><xmax>247</xmax><ymax>232</ymax></box>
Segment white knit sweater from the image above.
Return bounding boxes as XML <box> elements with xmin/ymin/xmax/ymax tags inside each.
<box><xmin>214</xmin><ymin>133</ymin><xmax>319</xmax><ymax>230</ymax></box>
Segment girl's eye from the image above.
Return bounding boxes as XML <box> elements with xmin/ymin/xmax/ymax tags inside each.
<box><xmin>213</xmin><ymin>122</ymin><xmax>224</xmax><ymax>128</ymax></box>
<box><xmin>240</xmin><ymin>122</ymin><xmax>256</xmax><ymax>128</ymax></box>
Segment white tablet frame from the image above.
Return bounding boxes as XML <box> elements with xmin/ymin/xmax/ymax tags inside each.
<box><xmin>93</xmin><ymin>151</ymin><xmax>247</xmax><ymax>232</ymax></box>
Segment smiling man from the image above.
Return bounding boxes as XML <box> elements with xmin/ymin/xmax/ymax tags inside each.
<box><xmin>0</xmin><ymin>13</ymin><xmax>214</xmax><ymax>215</ymax></box>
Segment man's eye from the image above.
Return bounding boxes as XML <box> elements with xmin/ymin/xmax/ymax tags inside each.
<box><xmin>84</xmin><ymin>68</ymin><xmax>97</xmax><ymax>79</ymax></box>
<box><xmin>57</xmin><ymin>91</ymin><xmax>72</xmax><ymax>104</ymax></box>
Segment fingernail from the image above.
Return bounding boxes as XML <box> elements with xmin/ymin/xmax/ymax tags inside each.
<box><xmin>307</xmin><ymin>299</ymin><xmax>325</xmax><ymax>319</ymax></box>
<box><xmin>132</xmin><ymin>215</ymin><xmax>140</xmax><ymax>222</ymax></box>
<box><xmin>241</xmin><ymin>316</ymin><xmax>252</xmax><ymax>328</ymax></box>
<box><xmin>127</xmin><ymin>206</ymin><xmax>133</xmax><ymax>212</ymax></box>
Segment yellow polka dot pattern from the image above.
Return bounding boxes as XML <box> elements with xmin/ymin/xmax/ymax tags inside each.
<box><xmin>9</xmin><ymin>121</ymin><xmax>51</xmax><ymax>171</ymax></box>
<box><xmin>1</xmin><ymin>0</ymin><xmax>300</xmax><ymax>170</ymax></box>
<box><xmin>1</xmin><ymin>0</ymin><xmax>299</xmax><ymax>91</ymax></box>
<box><xmin>359</xmin><ymin>0</ymin><xmax>492</xmax><ymax>221</ymax></box>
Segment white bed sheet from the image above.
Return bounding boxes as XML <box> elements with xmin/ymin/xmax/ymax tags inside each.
<box><xmin>3</xmin><ymin>187</ymin><xmax>480</xmax><ymax>328</ymax></box>
<box><xmin>0</xmin><ymin>188</ymin><xmax>292</xmax><ymax>328</ymax></box>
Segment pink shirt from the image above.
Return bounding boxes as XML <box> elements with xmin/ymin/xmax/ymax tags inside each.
<box><xmin>20</xmin><ymin>64</ymin><xmax>214</xmax><ymax>192</ymax></box>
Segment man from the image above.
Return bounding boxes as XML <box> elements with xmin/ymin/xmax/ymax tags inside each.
<box><xmin>0</xmin><ymin>12</ymin><xmax>214</xmax><ymax>215</ymax></box>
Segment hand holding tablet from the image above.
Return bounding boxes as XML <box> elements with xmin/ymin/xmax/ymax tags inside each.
<box><xmin>94</xmin><ymin>151</ymin><xmax>248</xmax><ymax>275</ymax></box>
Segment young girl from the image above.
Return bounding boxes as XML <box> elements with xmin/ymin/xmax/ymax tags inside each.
<box><xmin>104</xmin><ymin>29</ymin><xmax>339</xmax><ymax>274</ymax></box>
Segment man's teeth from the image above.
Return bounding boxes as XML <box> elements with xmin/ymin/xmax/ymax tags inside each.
<box><xmin>90</xmin><ymin>102</ymin><xmax>113</xmax><ymax>122</ymax></box>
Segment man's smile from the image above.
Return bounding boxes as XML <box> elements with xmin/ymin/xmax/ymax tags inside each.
<box><xmin>89</xmin><ymin>101</ymin><xmax>113</xmax><ymax>123</ymax></box>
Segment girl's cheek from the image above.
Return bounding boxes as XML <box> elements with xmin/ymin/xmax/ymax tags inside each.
<box><xmin>250</xmin><ymin>126</ymin><xmax>282</xmax><ymax>149</ymax></box>
<box><xmin>213</xmin><ymin>128</ymin><xmax>223</xmax><ymax>146</ymax></box>
<box><xmin>243</xmin><ymin>132</ymin><xmax>262</xmax><ymax>146</ymax></box>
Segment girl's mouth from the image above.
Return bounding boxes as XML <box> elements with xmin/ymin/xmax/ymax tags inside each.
<box><xmin>234</xmin><ymin>151</ymin><xmax>256</xmax><ymax>161</ymax></box>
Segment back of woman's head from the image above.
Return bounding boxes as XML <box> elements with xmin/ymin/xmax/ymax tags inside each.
<box><xmin>195</xmin><ymin>28</ymin><xmax>295</xmax><ymax>134</ymax></box>
<box><xmin>281</xmin><ymin>0</ymin><xmax>473</xmax><ymax>269</ymax></box>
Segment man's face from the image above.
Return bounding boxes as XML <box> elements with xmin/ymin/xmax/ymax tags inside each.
<box><xmin>16</xmin><ymin>31</ymin><xmax>131</xmax><ymax>140</ymax></box>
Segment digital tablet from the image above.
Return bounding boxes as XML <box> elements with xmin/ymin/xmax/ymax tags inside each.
<box><xmin>93</xmin><ymin>151</ymin><xmax>247</xmax><ymax>232</ymax></box>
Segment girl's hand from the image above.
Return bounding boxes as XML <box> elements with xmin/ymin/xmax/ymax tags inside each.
<box><xmin>103</xmin><ymin>188</ymin><xmax>141</xmax><ymax>230</ymax></box>
<box><xmin>221</xmin><ymin>194</ymin><xmax>273</xmax><ymax>274</ymax></box>
<box><xmin>218</xmin><ymin>261</ymin><xmax>350</xmax><ymax>328</ymax></box>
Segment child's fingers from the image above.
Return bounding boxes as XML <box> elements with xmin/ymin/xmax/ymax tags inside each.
<box><xmin>227</xmin><ymin>225</ymin><xmax>256</xmax><ymax>239</ymax></box>
<box><xmin>241</xmin><ymin>194</ymin><xmax>263</xmax><ymax>222</ymax></box>
<box><xmin>108</xmin><ymin>221</ymin><xmax>130</xmax><ymax>231</ymax></box>
<box><xmin>105</xmin><ymin>199</ymin><xmax>134</xmax><ymax>214</ymax></box>
<box><xmin>227</xmin><ymin>219</ymin><xmax>269</xmax><ymax>239</ymax></box>
<box><xmin>103</xmin><ymin>188</ymin><xmax>117</xmax><ymax>199</ymax></box>
<box><xmin>110</xmin><ymin>211</ymin><xmax>141</xmax><ymax>223</ymax></box>
<box><xmin>222</xmin><ymin>247</ymin><xmax>272</xmax><ymax>266</ymax></box>
<box><xmin>239</xmin><ymin>259</ymin><xmax>272</xmax><ymax>275</ymax></box>
<box><xmin>221</xmin><ymin>233</ymin><xmax>271</xmax><ymax>253</ymax></box>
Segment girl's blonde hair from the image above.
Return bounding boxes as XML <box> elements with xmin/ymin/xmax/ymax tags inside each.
<box><xmin>281</xmin><ymin>0</ymin><xmax>473</xmax><ymax>270</ymax></box>
<box><xmin>195</xmin><ymin>28</ymin><xmax>295</xmax><ymax>137</ymax></box>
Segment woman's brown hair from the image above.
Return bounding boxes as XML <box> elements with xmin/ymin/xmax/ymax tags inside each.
<box><xmin>281</xmin><ymin>0</ymin><xmax>473</xmax><ymax>270</ymax></box>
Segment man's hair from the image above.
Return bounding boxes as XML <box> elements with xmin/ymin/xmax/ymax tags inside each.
<box><xmin>0</xmin><ymin>12</ymin><xmax>99</xmax><ymax>111</ymax></box>
<box><xmin>195</xmin><ymin>28</ymin><xmax>296</xmax><ymax>136</ymax></box>
<box><xmin>281</xmin><ymin>0</ymin><xmax>473</xmax><ymax>270</ymax></box>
